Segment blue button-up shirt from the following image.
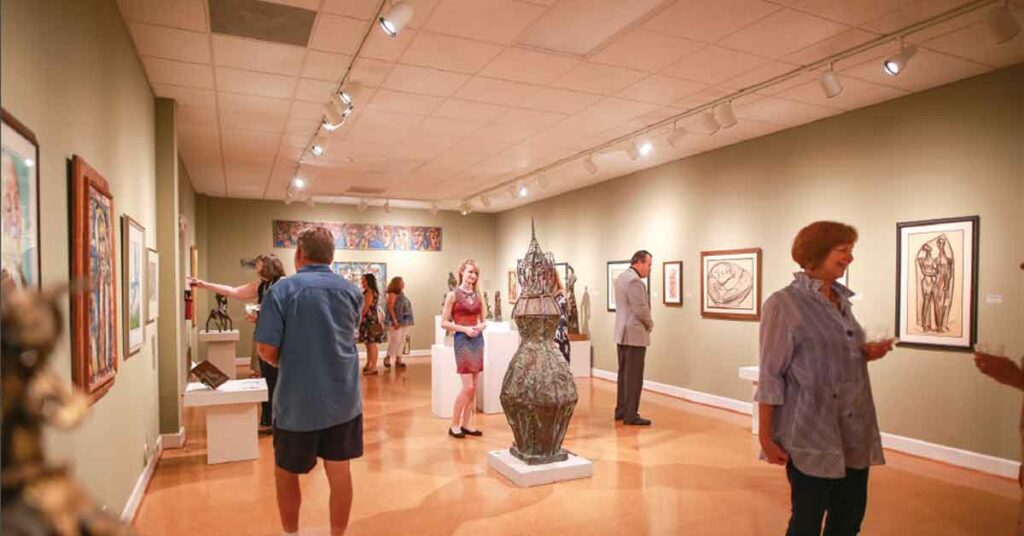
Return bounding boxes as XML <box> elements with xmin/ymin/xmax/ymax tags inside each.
<box><xmin>756</xmin><ymin>272</ymin><xmax>885</xmax><ymax>478</ymax></box>
<box><xmin>255</xmin><ymin>263</ymin><xmax>364</xmax><ymax>432</ymax></box>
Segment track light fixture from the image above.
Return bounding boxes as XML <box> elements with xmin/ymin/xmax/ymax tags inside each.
<box><xmin>459</xmin><ymin>200</ymin><xmax>472</xmax><ymax>216</ymax></box>
<box><xmin>506</xmin><ymin>184</ymin><xmax>518</xmax><ymax>198</ymax></box>
<box><xmin>699</xmin><ymin>111</ymin><xmax>720</xmax><ymax>135</ymax></box>
<box><xmin>535</xmin><ymin>174</ymin><xmax>549</xmax><ymax>190</ymax></box>
<box><xmin>291</xmin><ymin>177</ymin><xmax>306</xmax><ymax>190</ymax></box>
<box><xmin>626</xmin><ymin>140</ymin><xmax>641</xmax><ymax>160</ymax></box>
<box><xmin>357</xmin><ymin>199</ymin><xmax>368</xmax><ymax>212</ymax></box>
<box><xmin>582</xmin><ymin>153</ymin><xmax>597</xmax><ymax>174</ymax></box>
<box><xmin>714</xmin><ymin>101</ymin><xmax>737</xmax><ymax>129</ymax></box>
<box><xmin>667</xmin><ymin>123</ymin><xmax>687</xmax><ymax>148</ymax></box>
<box><xmin>516</xmin><ymin>182</ymin><xmax>529</xmax><ymax>198</ymax></box>
<box><xmin>480</xmin><ymin>194</ymin><xmax>491</xmax><ymax>208</ymax></box>
<box><xmin>883</xmin><ymin>41</ymin><xmax>917</xmax><ymax>76</ymax></box>
<box><xmin>322</xmin><ymin>105</ymin><xmax>346</xmax><ymax>131</ymax></box>
<box><xmin>310</xmin><ymin>132</ymin><xmax>327</xmax><ymax>157</ymax></box>
<box><xmin>819</xmin><ymin>65</ymin><xmax>844</xmax><ymax>98</ymax></box>
<box><xmin>430</xmin><ymin>202</ymin><xmax>439</xmax><ymax>216</ymax></box>
<box><xmin>284</xmin><ymin>190</ymin><xmax>294</xmax><ymax>205</ymax></box>
<box><xmin>380</xmin><ymin>1</ymin><xmax>413</xmax><ymax>37</ymax></box>
<box><xmin>305</xmin><ymin>197</ymin><xmax>315</xmax><ymax>208</ymax></box>
<box><xmin>383</xmin><ymin>199</ymin><xmax>391</xmax><ymax>214</ymax></box>
<box><xmin>987</xmin><ymin>1</ymin><xmax>1021</xmax><ymax>45</ymax></box>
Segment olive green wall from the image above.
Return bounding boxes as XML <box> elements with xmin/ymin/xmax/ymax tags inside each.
<box><xmin>494</xmin><ymin>65</ymin><xmax>1024</xmax><ymax>461</ymax></box>
<box><xmin>2</xmin><ymin>0</ymin><xmax>162</xmax><ymax>512</ymax></box>
<box><xmin>201</xmin><ymin>198</ymin><xmax>497</xmax><ymax>359</ymax></box>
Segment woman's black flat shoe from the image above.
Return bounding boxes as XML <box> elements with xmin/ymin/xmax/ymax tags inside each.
<box><xmin>448</xmin><ymin>427</ymin><xmax>466</xmax><ymax>439</ymax></box>
<box><xmin>461</xmin><ymin>427</ymin><xmax>483</xmax><ymax>437</ymax></box>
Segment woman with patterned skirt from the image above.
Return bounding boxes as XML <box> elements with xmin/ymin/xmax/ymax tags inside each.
<box><xmin>441</xmin><ymin>259</ymin><xmax>486</xmax><ymax>438</ymax></box>
<box><xmin>359</xmin><ymin>273</ymin><xmax>384</xmax><ymax>375</ymax></box>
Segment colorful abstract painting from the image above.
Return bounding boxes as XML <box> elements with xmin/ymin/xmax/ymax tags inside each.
<box><xmin>273</xmin><ymin>220</ymin><xmax>442</xmax><ymax>251</ymax></box>
<box><xmin>1</xmin><ymin>109</ymin><xmax>40</xmax><ymax>290</ymax></box>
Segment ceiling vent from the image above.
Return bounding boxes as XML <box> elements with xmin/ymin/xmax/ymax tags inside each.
<box><xmin>209</xmin><ymin>0</ymin><xmax>316</xmax><ymax>47</ymax></box>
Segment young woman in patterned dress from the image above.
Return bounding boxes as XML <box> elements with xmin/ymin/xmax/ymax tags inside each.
<box><xmin>441</xmin><ymin>259</ymin><xmax>486</xmax><ymax>438</ymax></box>
<box><xmin>359</xmin><ymin>273</ymin><xmax>384</xmax><ymax>375</ymax></box>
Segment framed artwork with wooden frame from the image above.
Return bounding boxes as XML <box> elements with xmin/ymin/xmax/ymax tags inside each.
<box><xmin>190</xmin><ymin>246</ymin><xmax>198</xmax><ymax>326</ymax></box>
<box><xmin>121</xmin><ymin>215</ymin><xmax>145</xmax><ymax>358</ymax></box>
<box><xmin>662</xmin><ymin>261</ymin><xmax>683</xmax><ymax>307</ymax></box>
<box><xmin>1</xmin><ymin>108</ymin><xmax>41</xmax><ymax>290</ymax></box>
<box><xmin>700</xmin><ymin>248</ymin><xmax>762</xmax><ymax>321</ymax></box>
<box><xmin>507</xmin><ymin>270</ymin><xmax>518</xmax><ymax>303</ymax></box>
<box><xmin>71</xmin><ymin>155</ymin><xmax>118</xmax><ymax>402</ymax></box>
<box><xmin>895</xmin><ymin>216</ymin><xmax>979</xmax><ymax>351</ymax></box>
<box><xmin>606</xmin><ymin>260</ymin><xmax>649</xmax><ymax>312</ymax></box>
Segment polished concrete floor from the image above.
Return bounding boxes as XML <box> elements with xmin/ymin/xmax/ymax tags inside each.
<box><xmin>135</xmin><ymin>360</ymin><xmax>1017</xmax><ymax>535</ymax></box>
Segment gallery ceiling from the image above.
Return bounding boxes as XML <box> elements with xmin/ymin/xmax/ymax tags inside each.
<box><xmin>117</xmin><ymin>0</ymin><xmax>1024</xmax><ymax>212</ymax></box>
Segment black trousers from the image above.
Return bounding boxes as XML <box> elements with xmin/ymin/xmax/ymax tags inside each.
<box><xmin>615</xmin><ymin>345</ymin><xmax>646</xmax><ymax>421</ymax></box>
<box><xmin>786</xmin><ymin>461</ymin><xmax>870</xmax><ymax>536</ymax></box>
<box><xmin>259</xmin><ymin>358</ymin><xmax>278</xmax><ymax>428</ymax></box>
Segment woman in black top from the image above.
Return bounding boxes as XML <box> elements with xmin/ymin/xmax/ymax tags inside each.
<box><xmin>359</xmin><ymin>273</ymin><xmax>385</xmax><ymax>375</ymax></box>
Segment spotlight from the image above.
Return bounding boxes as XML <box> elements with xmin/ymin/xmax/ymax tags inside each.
<box><xmin>667</xmin><ymin>123</ymin><xmax>687</xmax><ymax>148</ymax></box>
<box><xmin>480</xmin><ymin>195</ymin><xmax>492</xmax><ymax>208</ymax></box>
<box><xmin>291</xmin><ymin>177</ymin><xmax>306</xmax><ymax>190</ymax></box>
<box><xmin>819</xmin><ymin>67</ymin><xmax>843</xmax><ymax>99</ymax></box>
<box><xmin>714</xmin><ymin>101</ymin><xmax>737</xmax><ymax>129</ymax></box>
<box><xmin>626</xmin><ymin>140</ymin><xmax>641</xmax><ymax>160</ymax></box>
<box><xmin>310</xmin><ymin>133</ymin><xmax>327</xmax><ymax>157</ymax></box>
<box><xmin>987</xmin><ymin>2</ymin><xmax>1021</xmax><ymax>45</ymax></box>
<box><xmin>459</xmin><ymin>200</ymin><xmax>473</xmax><ymax>216</ymax></box>
<box><xmin>506</xmin><ymin>184</ymin><xmax>518</xmax><ymax>198</ymax></box>
<box><xmin>383</xmin><ymin>199</ymin><xmax>391</xmax><ymax>214</ymax></box>
<box><xmin>322</xmin><ymin>105</ymin><xmax>345</xmax><ymax>131</ymax></box>
<box><xmin>516</xmin><ymin>182</ymin><xmax>529</xmax><ymax>198</ymax></box>
<box><xmin>536</xmin><ymin>174</ymin><xmax>549</xmax><ymax>190</ymax></box>
<box><xmin>380</xmin><ymin>1</ymin><xmax>413</xmax><ymax>37</ymax></box>
<box><xmin>638</xmin><ymin>140</ymin><xmax>653</xmax><ymax>157</ymax></box>
<box><xmin>883</xmin><ymin>43</ymin><xmax>917</xmax><ymax>76</ymax></box>
<box><xmin>305</xmin><ymin>197</ymin><xmax>315</xmax><ymax>208</ymax></box>
<box><xmin>284</xmin><ymin>191</ymin><xmax>294</xmax><ymax>205</ymax></box>
<box><xmin>357</xmin><ymin>199</ymin><xmax>368</xmax><ymax>212</ymax></box>
<box><xmin>330</xmin><ymin>94</ymin><xmax>355</xmax><ymax>117</ymax></box>
<box><xmin>582</xmin><ymin>154</ymin><xmax>597</xmax><ymax>174</ymax></box>
<box><xmin>430</xmin><ymin>202</ymin><xmax>439</xmax><ymax>216</ymax></box>
<box><xmin>699</xmin><ymin>111</ymin><xmax>720</xmax><ymax>134</ymax></box>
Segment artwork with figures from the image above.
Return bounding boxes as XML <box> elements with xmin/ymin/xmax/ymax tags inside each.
<box><xmin>121</xmin><ymin>216</ymin><xmax>145</xmax><ymax>357</ymax></box>
<box><xmin>146</xmin><ymin>248</ymin><xmax>158</xmax><ymax>323</ymax></box>
<box><xmin>507</xmin><ymin>270</ymin><xmax>518</xmax><ymax>303</ymax></box>
<box><xmin>897</xmin><ymin>216</ymin><xmax>978</xmax><ymax>350</ymax></box>
<box><xmin>273</xmin><ymin>220</ymin><xmax>442</xmax><ymax>251</ymax></box>
<box><xmin>71</xmin><ymin>155</ymin><xmax>118</xmax><ymax>401</ymax></box>
<box><xmin>663</xmin><ymin>261</ymin><xmax>683</xmax><ymax>306</ymax></box>
<box><xmin>1</xmin><ymin>109</ymin><xmax>40</xmax><ymax>290</ymax></box>
<box><xmin>331</xmin><ymin>261</ymin><xmax>387</xmax><ymax>288</ymax></box>
<box><xmin>700</xmin><ymin>248</ymin><xmax>762</xmax><ymax>320</ymax></box>
<box><xmin>606</xmin><ymin>260</ymin><xmax>649</xmax><ymax>312</ymax></box>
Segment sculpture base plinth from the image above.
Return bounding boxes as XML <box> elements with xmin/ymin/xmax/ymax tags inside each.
<box><xmin>487</xmin><ymin>449</ymin><xmax>592</xmax><ymax>487</ymax></box>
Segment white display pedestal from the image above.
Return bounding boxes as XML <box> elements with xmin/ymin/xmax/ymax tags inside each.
<box><xmin>434</xmin><ymin>315</ymin><xmax>446</xmax><ymax>346</ymax></box>
<box><xmin>431</xmin><ymin>344</ymin><xmax>460</xmax><ymax>419</ymax></box>
<box><xmin>739</xmin><ymin>365</ymin><xmax>760</xmax><ymax>435</ymax></box>
<box><xmin>183</xmin><ymin>378</ymin><xmax>267</xmax><ymax>464</ymax></box>
<box><xmin>198</xmin><ymin>330</ymin><xmax>240</xmax><ymax>379</ymax></box>
<box><xmin>569</xmin><ymin>339</ymin><xmax>592</xmax><ymax>378</ymax></box>
<box><xmin>477</xmin><ymin>324</ymin><xmax>518</xmax><ymax>414</ymax></box>
<box><xmin>487</xmin><ymin>450</ymin><xmax>593</xmax><ymax>487</ymax></box>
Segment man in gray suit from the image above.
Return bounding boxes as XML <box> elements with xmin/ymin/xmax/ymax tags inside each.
<box><xmin>614</xmin><ymin>250</ymin><xmax>654</xmax><ymax>426</ymax></box>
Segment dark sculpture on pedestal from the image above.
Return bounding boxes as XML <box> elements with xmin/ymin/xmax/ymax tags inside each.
<box><xmin>205</xmin><ymin>294</ymin><xmax>233</xmax><ymax>332</ymax></box>
<box><xmin>565</xmin><ymin>264</ymin><xmax>582</xmax><ymax>337</ymax></box>
<box><xmin>500</xmin><ymin>222</ymin><xmax>578</xmax><ymax>465</ymax></box>
<box><xmin>494</xmin><ymin>291</ymin><xmax>503</xmax><ymax>322</ymax></box>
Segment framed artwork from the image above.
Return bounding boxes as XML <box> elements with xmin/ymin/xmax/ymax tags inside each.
<box><xmin>146</xmin><ymin>248</ymin><xmax>159</xmax><ymax>324</ymax></box>
<box><xmin>1</xmin><ymin>108</ymin><xmax>41</xmax><ymax>289</ymax></box>
<box><xmin>663</xmin><ymin>261</ymin><xmax>683</xmax><ymax>306</ymax></box>
<box><xmin>70</xmin><ymin>155</ymin><xmax>118</xmax><ymax>402</ymax></box>
<box><xmin>896</xmin><ymin>216</ymin><xmax>978</xmax><ymax>351</ymax></box>
<box><xmin>190</xmin><ymin>246</ymin><xmax>198</xmax><ymax>326</ymax></box>
<box><xmin>331</xmin><ymin>261</ymin><xmax>386</xmax><ymax>288</ymax></box>
<box><xmin>507</xmin><ymin>270</ymin><xmax>518</xmax><ymax>303</ymax></box>
<box><xmin>606</xmin><ymin>261</ymin><xmax>649</xmax><ymax>312</ymax></box>
<box><xmin>121</xmin><ymin>216</ymin><xmax>145</xmax><ymax>357</ymax></box>
<box><xmin>700</xmin><ymin>248</ymin><xmax>762</xmax><ymax>321</ymax></box>
<box><xmin>554</xmin><ymin>262</ymin><xmax>568</xmax><ymax>287</ymax></box>
<box><xmin>272</xmin><ymin>220</ymin><xmax>443</xmax><ymax>251</ymax></box>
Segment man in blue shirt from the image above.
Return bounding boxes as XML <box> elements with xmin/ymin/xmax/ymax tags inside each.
<box><xmin>255</xmin><ymin>226</ymin><xmax>363</xmax><ymax>536</ymax></box>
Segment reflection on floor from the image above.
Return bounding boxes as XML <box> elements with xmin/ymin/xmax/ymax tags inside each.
<box><xmin>134</xmin><ymin>360</ymin><xmax>1016</xmax><ymax>535</ymax></box>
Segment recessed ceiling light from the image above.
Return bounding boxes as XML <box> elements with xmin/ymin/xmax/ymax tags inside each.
<box><xmin>380</xmin><ymin>1</ymin><xmax>414</xmax><ymax>37</ymax></box>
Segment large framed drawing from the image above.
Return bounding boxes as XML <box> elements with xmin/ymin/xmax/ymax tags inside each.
<box><xmin>121</xmin><ymin>216</ymin><xmax>145</xmax><ymax>357</ymax></box>
<box><xmin>331</xmin><ymin>261</ymin><xmax>386</xmax><ymax>288</ymax></box>
<box><xmin>1</xmin><ymin>108</ymin><xmax>41</xmax><ymax>289</ymax></box>
<box><xmin>146</xmin><ymin>247</ymin><xmax>159</xmax><ymax>324</ymax></box>
<box><xmin>606</xmin><ymin>261</ymin><xmax>649</xmax><ymax>312</ymax></box>
<box><xmin>663</xmin><ymin>261</ymin><xmax>683</xmax><ymax>307</ymax></box>
<box><xmin>896</xmin><ymin>216</ymin><xmax>978</xmax><ymax>351</ymax></box>
<box><xmin>71</xmin><ymin>155</ymin><xmax>118</xmax><ymax>401</ymax></box>
<box><xmin>700</xmin><ymin>248</ymin><xmax>762</xmax><ymax>321</ymax></box>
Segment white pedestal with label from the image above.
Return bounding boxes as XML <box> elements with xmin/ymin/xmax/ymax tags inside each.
<box><xmin>487</xmin><ymin>450</ymin><xmax>593</xmax><ymax>487</ymax></box>
<box><xmin>198</xmin><ymin>330</ymin><xmax>240</xmax><ymax>379</ymax></box>
<box><xmin>477</xmin><ymin>324</ymin><xmax>518</xmax><ymax>414</ymax></box>
<box><xmin>434</xmin><ymin>315</ymin><xmax>446</xmax><ymax>346</ymax></box>
<box><xmin>569</xmin><ymin>339</ymin><xmax>592</xmax><ymax>378</ymax></box>
<box><xmin>739</xmin><ymin>365</ymin><xmax>760</xmax><ymax>435</ymax></box>
<box><xmin>431</xmin><ymin>344</ymin><xmax>460</xmax><ymax>419</ymax></box>
<box><xmin>183</xmin><ymin>378</ymin><xmax>267</xmax><ymax>464</ymax></box>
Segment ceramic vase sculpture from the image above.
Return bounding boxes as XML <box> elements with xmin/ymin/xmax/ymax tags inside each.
<box><xmin>500</xmin><ymin>222</ymin><xmax>578</xmax><ymax>465</ymax></box>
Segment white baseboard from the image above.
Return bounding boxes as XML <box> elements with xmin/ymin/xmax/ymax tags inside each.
<box><xmin>591</xmin><ymin>368</ymin><xmax>1019</xmax><ymax>479</ymax></box>
<box><xmin>234</xmin><ymin>350</ymin><xmax>431</xmax><ymax>368</ymax></box>
<box><xmin>160</xmin><ymin>426</ymin><xmax>186</xmax><ymax>449</ymax></box>
<box><xmin>121</xmin><ymin>435</ymin><xmax>163</xmax><ymax>522</ymax></box>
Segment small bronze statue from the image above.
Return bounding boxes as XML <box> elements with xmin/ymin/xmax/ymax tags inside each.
<box><xmin>566</xmin><ymin>264</ymin><xmax>581</xmax><ymax>336</ymax></box>
<box><xmin>205</xmin><ymin>294</ymin><xmax>233</xmax><ymax>332</ymax></box>
<box><xmin>484</xmin><ymin>291</ymin><xmax>494</xmax><ymax>320</ymax></box>
<box><xmin>494</xmin><ymin>291</ymin><xmax>503</xmax><ymax>322</ymax></box>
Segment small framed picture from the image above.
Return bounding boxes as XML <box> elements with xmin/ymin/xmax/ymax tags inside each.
<box><xmin>663</xmin><ymin>261</ymin><xmax>683</xmax><ymax>306</ymax></box>
<box><xmin>122</xmin><ymin>215</ymin><xmax>145</xmax><ymax>357</ymax></box>
<box><xmin>507</xmin><ymin>270</ymin><xmax>518</xmax><ymax>303</ymax></box>
<box><xmin>607</xmin><ymin>261</ymin><xmax>649</xmax><ymax>312</ymax></box>
<box><xmin>700</xmin><ymin>248</ymin><xmax>762</xmax><ymax>321</ymax></box>
<box><xmin>146</xmin><ymin>248</ymin><xmax>159</xmax><ymax>323</ymax></box>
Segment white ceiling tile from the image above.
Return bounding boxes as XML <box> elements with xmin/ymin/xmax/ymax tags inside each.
<box><xmin>222</xmin><ymin>130</ymin><xmax>281</xmax><ymax>159</ymax></box>
<box><xmin>516</xmin><ymin>0</ymin><xmax>664</xmax><ymax>55</ymax></box>
<box><xmin>481</xmin><ymin>108</ymin><xmax>568</xmax><ymax>142</ymax></box>
<box><xmin>551</xmin><ymin>62</ymin><xmax>647</xmax><ymax>95</ymax></box>
<box><xmin>424</xmin><ymin>0</ymin><xmax>546</xmax><ymax>45</ymax></box>
<box><xmin>784</xmin><ymin>28</ymin><xmax>880</xmax><ymax>65</ymax></box>
<box><xmin>141</xmin><ymin>57</ymin><xmax>214</xmax><ymax>88</ymax></box>
<box><xmin>176</xmin><ymin>104</ymin><xmax>218</xmax><ymax>128</ymax></box>
<box><xmin>720</xmin><ymin>61</ymin><xmax>799</xmax><ymax>90</ymax></box>
<box><xmin>294</xmin><ymin>78</ymin><xmax>336</xmax><ymax>103</ymax></box>
<box><xmin>777</xmin><ymin>74</ymin><xmax>909</xmax><ymax>110</ymax></box>
<box><xmin>617</xmin><ymin>75</ymin><xmax>707</xmax><ymax>105</ymax></box>
<box><xmin>410</xmin><ymin>116</ymin><xmax>482</xmax><ymax>137</ymax></box>
<box><xmin>400</xmin><ymin>32</ymin><xmax>504</xmax><ymax>73</ymax></box>
<box><xmin>290</xmin><ymin>101</ymin><xmax>325</xmax><ymax>120</ymax></box>
<box><xmin>178</xmin><ymin>126</ymin><xmax>221</xmax><ymax>161</ymax></box>
<box><xmin>215</xmin><ymin>67</ymin><xmax>297</xmax><ymax>99</ymax></box>
<box><xmin>129</xmin><ymin>23</ymin><xmax>210</xmax><ymax>63</ymax></box>
<box><xmin>302</xmin><ymin>50</ymin><xmax>352</xmax><ymax>82</ymax></box>
<box><xmin>454</xmin><ymin>77</ymin><xmax>538</xmax><ymax>106</ymax></box>
<box><xmin>734</xmin><ymin>95</ymin><xmax>840</xmax><ymax>125</ymax></box>
<box><xmin>432</xmin><ymin>99</ymin><xmax>507</xmax><ymax>122</ymax></box>
<box><xmin>787</xmin><ymin>0</ymin><xmax>905</xmax><ymax>26</ymax></box>
<box><xmin>923</xmin><ymin>13</ymin><xmax>1024</xmax><ymax>68</ymax></box>
<box><xmin>361</xmin><ymin>26</ymin><xmax>418</xmax><ymax>62</ymax></box>
<box><xmin>367</xmin><ymin>89</ymin><xmax>446</xmax><ymax>115</ymax></box>
<box><xmin>286</xmin><ymin>116</ymin><xmax>319</xmax><ymax>134</ymax></box>
<box><xmin>517</xmin><ymin>88</ymin><xmax>604</xmax><ymax>114</ymax></box>
<box><xmin>859</xmin><ymin>0</ymin><xmax>966</xmax><ymax>35</ymax></box>
<box><xmin>118</xmin><ymin>0</ymin><xmax>207</xmax><ymax>32</ymax></box>
<box><xmin>309</xmin><ymin>14</ymin><xmax>367</xmax><ymax>54</ymax></box>
<box><xmin>578</xmin><ymin>98</ymin><xmax>661</xmax><ymax>129</ymax></box>
<box><xmin>152</xmin><ymin>84</ymin><xmax>216</xmax><ymax>108</ymax></box>
<box><xmin>672</xmin><ymin>86</ymin><xmax>735</xmax><ymax>109</ymax></box>
<box><xmin>840</xmin><ymin>48</ymin><xmax>989</xmax><ymax>92</ymax></box>
<box><xmin>218</xmin><ymin>93</ymin><xmax>290</xmax><ymax>132</ymax></box>
<box><xmin>479</xmin><ymin>47</ymin><xmax>581</xmax><ymax>85</ymax></box>
<box><xmin>590</xmin><ymin>29</ymin><xmax>704</xmax><ymax>73</ymax></box>
<box><xmin>322</xmin><ymin>0</ymin><xmax>379</xmax><ymax>19</ymax></box>
<box><xmin>661</xmin><ymin>46</ymin><xmax>768</xmax><ymax>85</ymax></box>
<box><xmin>282</xmin><ymin>132</ymin><xmax>311</xmax><ymax>149</ymax></box>
<box><xmin>720</xmin><ymin>9</ymin><xmax>850</xmax><ymax>59</ymax></box>
<box><xmin>643</xmin><ymin>0</ymin><xmax>782</xmax><ymax>43</ymax></box>
<box><xmin>383</xmin><ymin>64</ymin><xmax>470</xmax><ymax>96</ymax></box>
<box><xmin>211</xmin><ymin>34</ymin><xmax>306</xmax><ymax>76</ymax></box>
<box><xmin>347</xmin><ymin>58</ymin><xmax>395</xmax><ymax>87</ymax></box>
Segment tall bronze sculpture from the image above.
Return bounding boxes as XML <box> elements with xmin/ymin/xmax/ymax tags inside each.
<box><xmin>565</xmin><ymin>264</ymin><xmax>581</xmax><ymax>336</ymax></box>
<box><xmin>500</xmin><ymin>223</ymin><xmax>578</xmax><ymax>465</ymax></box>
<box><xmin>493</xmin><ymin>291</ymin><xmax>503</xmax><ymax>322</ymax></box>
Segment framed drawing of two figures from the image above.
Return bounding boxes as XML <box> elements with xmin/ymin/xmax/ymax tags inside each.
<box><xmin>896</xmin><ymin>216</ymin><xmax>978</xmax><ymax>351</ymax></box>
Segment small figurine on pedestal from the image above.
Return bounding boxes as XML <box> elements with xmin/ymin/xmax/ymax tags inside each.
<box><xmin>205</xmin><ymin>294</ymin><xmax>233</xmax><ymax>332</ymax></box>
<box><xmin>484</xmin><ymin>291</ymin><xmax>494</xmax><ymax>320</ymax></box>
